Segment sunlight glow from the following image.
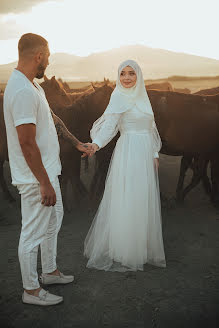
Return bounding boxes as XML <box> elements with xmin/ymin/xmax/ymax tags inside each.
<box><xmin>0</xmin><ymin>0</ymin><xmax>218</xmax><ymax>64</ymax></box>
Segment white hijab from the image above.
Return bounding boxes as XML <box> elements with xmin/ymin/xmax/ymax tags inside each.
<box><xmin>90</xmin><ymin>60</ymin><xmax>160</xmax><ymax>148</ymax></box>
<box><xmin>105</xmin><ymin>59</ymin><xmax>154</xmax><ymax>116</ymax></box>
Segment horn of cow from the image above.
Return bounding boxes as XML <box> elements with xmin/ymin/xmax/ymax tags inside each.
<box><xmin>44</xmin><ymin>75</ymin><xmax>49</xmax><ymax>81</ymax></box>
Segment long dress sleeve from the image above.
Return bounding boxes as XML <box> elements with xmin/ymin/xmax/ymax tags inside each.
<box><xmin>152</xmin><ymin>120</ymin><xmax>162</xmax><ymax>158</ymax></box>
<box><xmin>91</xmin><ymin>113</ymin><xmax>121</xmax><ymax>149</ymax></box>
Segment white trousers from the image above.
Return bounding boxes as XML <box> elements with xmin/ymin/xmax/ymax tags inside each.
<box><xmin>17</xmin><ymin>177</ymin><xmax>63</xmax><ymax>290</ymax></box>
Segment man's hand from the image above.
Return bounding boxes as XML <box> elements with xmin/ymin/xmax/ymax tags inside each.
<box><xmin>154</xmin><ymin>158</ymin><xmax>159</xmax><ymax>171</ymax></box>
<box><xmin>80</xmin><ymin>143</ymin><xmax>99</xmax><ymax>158</ymax></box>
<box><xmin>77</xmin><ymin>142</ymin><xmax>94</xmax><ymax>157</ymax></box>
<box><xmin>40</xmin><ymin>181</ymin><xmax>56</xmax><ymax>206</ymax></box>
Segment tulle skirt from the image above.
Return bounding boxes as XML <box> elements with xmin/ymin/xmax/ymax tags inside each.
<box><xmin>84</xmin><ymin>132</ymin><xmax>166</xmax><ymax>271</ymax></box>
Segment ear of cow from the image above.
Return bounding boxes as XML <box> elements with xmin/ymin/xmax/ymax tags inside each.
<box><xmin>104</xmin><ymin>77</ymin><xmax>109</xmax><ymax>83</ymax></box>
<box><xmin>104</xmin><ymin>78</ymin><xmax>109</xmax><ymax>86</ymax></box>
<box><xmin>44</xmin><ymin>75</ymin><xmax>49</xmax><ymax>81</ymax></box>
<box><xmin>91</xmin><ymin>82</ymin><xmax>98</xmax><ymax>91</ymax></box>
<box><xmin>51</xmin><ymin>76</ymin><xmax>59</xmax><ymax>89</ymax></box>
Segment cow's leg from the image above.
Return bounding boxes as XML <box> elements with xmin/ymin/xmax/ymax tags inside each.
<box><xmin>62</xmin><ymin>175</ymin><xmax>88</xmax><ymax>212</ymax></box>
<box><xmin>201</xmin><ymin>159</ymin><xmax>211</xmax><ymax>195</ymax></box>
<box><xmin>182</xmin><ymin>157</ymin><xmax>207</xmax><ymax>200</ymax></box>
<box><xmin>61</xmin><ymin>157</ymin><xmax>88</xmax><ymax>212</ymax></box>
<box><xmin>90</xmin><ymin>152</ymin><xmax>111</xmax><ymax>203</ymax></box>
<box><xmin>176</xmin><ymin>155</ymin><xmax>193</xmax><ymax>202</ymax></box>
<box><xmin>59</xmin><ymin>174</ymin><xmax>69</xmax><ymax>211</ymax></box>
<box><xmin>0</xmin><ymin>160</ymin><xmax>15</xmax><ymax>202</ymax></box>
<box><xmin>210</xmin><ymin>157</ymin><xmax>219</xmax><ymax>206</ymax></box>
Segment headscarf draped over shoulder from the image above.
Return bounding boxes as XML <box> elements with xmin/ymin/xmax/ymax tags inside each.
<box><xmin>105</xmin><ymin>59</ymin><xmax>154</xmax><ymax>116</ymax></box>
<box><xmin>90</xmin><ymin>60</ymin><xmax>157</xmax><ymax>144</ymax></box>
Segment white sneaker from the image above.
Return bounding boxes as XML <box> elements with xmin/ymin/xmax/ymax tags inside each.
<box><xmin>22</xmin><ymin>289</ymin><xmax>63</xmax><ymax>306</ymax></box>
<box><xmin>40</xmin><ymin>272</ymin><xmax>74</xmax><ymax>285</ymax></box>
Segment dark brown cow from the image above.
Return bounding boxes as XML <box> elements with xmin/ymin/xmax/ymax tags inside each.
<box><xmin>49</xmin><ymin>82</ymin><xmax>114</xmax><ymax>210</ymax></box>
<box><xmin>34</xmin><ymin>79</ymin><xmax>219</xmax><ymax>208</ymax></box>
<box><xmin>2</xmin><ymin>82</ymin><xmax>219</xmax><ymax>208</ymax></box>
<box><xmin>40</xmin><ymin>76</ymin><xmax>95</xmax><ymax>210</ymax></box>
<box><xmin>0</xmin><ymin>94</ymin><xmax>12</xmax><ymax>201</ymax></box>
<box><xmin>40</xmin><ymin>75</ymin><xmax>95</xmax><ymax>107</ymax></box>
<box><xmin>148</xmin><ymin>90</ymin><xmax>219</xmax><ymax>204</ymax></box>
<box><xmin>88</xmin><ymin>90</ymin><xmax>219</xmax><ymax>205</ymax></box>
<box><xmin>40</xmin><ymin>75</ymin><xmax>72</xmax><ymax>107</ymax></box>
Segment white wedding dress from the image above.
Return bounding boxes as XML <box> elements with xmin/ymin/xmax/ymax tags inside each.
<box><xmin>84</xmin><ymin>105</ymin><xmax>166</xmax><ymax>271</ymax></box>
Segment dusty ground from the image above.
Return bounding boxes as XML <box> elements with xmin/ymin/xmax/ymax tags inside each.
<box><xmin>0</xmin><ymin>154</ymin><xmax>219</xmax><ymax>328</ymax></box>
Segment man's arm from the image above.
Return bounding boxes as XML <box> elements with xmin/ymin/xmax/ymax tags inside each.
<box><xmin>16</xmin><ymin>123</ymin><xmax>56</xmax><ymax>206</ymax></box>
<box><xmin>51</xmin><ymin>110</ymin><xmax>93</xmax><ymax>155</ymax></box>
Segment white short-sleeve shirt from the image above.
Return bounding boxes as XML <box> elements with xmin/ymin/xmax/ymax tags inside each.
<box><xmin>3</xmin><ymin>69</ymin><xmax>62</xmax><ymax>185</ymax></box>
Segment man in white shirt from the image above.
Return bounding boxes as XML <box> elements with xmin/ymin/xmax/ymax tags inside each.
<box><xmin>3</xmin><ymin>33</ymin><xmax>92</xmax><ymax>306</ymax></box>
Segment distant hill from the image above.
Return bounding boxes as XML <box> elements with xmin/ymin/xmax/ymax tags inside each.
<box><xmin>1</xmin><ymin>44</ymin><xmax>219</xmax><ymax>82</ymax></box>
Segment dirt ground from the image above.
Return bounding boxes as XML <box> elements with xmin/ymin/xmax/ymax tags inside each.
<box><xmin>0</xmin><ymin>154</ymin><xmax>219</xmax><ymax>328</ymax></box>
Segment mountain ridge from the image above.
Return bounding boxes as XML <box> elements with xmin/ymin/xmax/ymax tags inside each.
<box><xmin>1</xmin><ymin>44</ymin><xmax>219</xmax><ymax>82</ymax></box>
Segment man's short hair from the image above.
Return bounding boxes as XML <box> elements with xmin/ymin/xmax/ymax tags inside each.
<box><xmin>18</xmin><ymin>33</ymin><xmax>48</xmax><ymax>57</ymax></box>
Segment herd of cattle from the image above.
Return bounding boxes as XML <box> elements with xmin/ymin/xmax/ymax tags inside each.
<box><xmin>1</xmin><ymin>76</ymin><xmax>219</xmax><ymax>210</ymax></box>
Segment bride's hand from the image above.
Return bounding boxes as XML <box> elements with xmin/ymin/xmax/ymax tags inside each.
<box><xmin>154</xmin><ymin>158</ymin><xmax>159</xmax><ymax>170</ymax></box>
<box><xmin>81</xmin><ymin>143</ymin><xmax>99</xmax><ymax>158</ymax></box>
<box><xmin>90</xmin><ymin>143</ymin><xmax>99</xmax><ymax>156</ymax></box>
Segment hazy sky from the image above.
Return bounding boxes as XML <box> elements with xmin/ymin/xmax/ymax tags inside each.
<box><xmin>0</xmin><ymin>0</ymin><xmax>218</xmax><ymax>64</ymax></box>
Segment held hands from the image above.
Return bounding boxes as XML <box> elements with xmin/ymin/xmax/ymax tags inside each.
<box><xmin>89</xmin><ymin>143</ymin><xmax>99</xmax><ymax>156</ymax></box>
<box><xmin>76</xmin><ymin>142</ymin><xmax>93</xmax><ymax>157</ymax></box>
<box><xmin>77</xmin><ymin>142</ymin><xmax>99</xmax><ymax>158</ymax></box>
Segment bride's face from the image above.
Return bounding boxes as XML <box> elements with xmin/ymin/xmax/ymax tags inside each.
<box><xmin>120</xmin><ymin>66</ymin><xmax>137</xmax><ymax>88</ymax></box>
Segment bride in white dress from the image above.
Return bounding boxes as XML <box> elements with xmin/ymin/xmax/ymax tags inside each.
<box><xmin>84</xmin><ymin>60</ymin><xmax>166</xmax><ymax>271</ymax></box>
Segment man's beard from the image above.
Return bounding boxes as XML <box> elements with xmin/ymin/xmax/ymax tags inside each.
<box><xmin>36</xmin><ymin>63</ymin><xmax>46</xmax><ymax>79</ymax></box>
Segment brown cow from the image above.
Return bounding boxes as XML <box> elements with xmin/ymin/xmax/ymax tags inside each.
<box><xmin>149</xmin><ymin>90</ymin><xmax>219</xmax><ymax>204</ymax></box>
<box><xmin>0</xmin><ymin>93</ymin><xmax>13</xmax><ymax>201</ymax></box>
<box><xmin>40</xmin><ymin>76</ymin><xmax>96</xmax><ymax>210</ymax></box>
<box><xmin>2</xmin><ymin>83</ymin><xmax>219</xmax><ymax>208</ymax></box>
<box><xmin>40</xmin><ymin>75</ymin><xmax>72</xmax><ymax>107</ymax></box>
<box><xmin>40</xmin><ymin>75</ymin><xmax>95</xmax><ymax>108</ymax></box>
<box><xmin>57</xmin><ymin>85</ymin><xmax>219</xmax><ymax>206</ymax></box>
<box><xmin>46</xmin><ymin>81</ymin><xmax>114</xmax><ymax>210</ymax></box>
<box><xmin>88</xmin><ymin>90</ymin><xmax>219</xmax><ymax>206</ymax></box>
